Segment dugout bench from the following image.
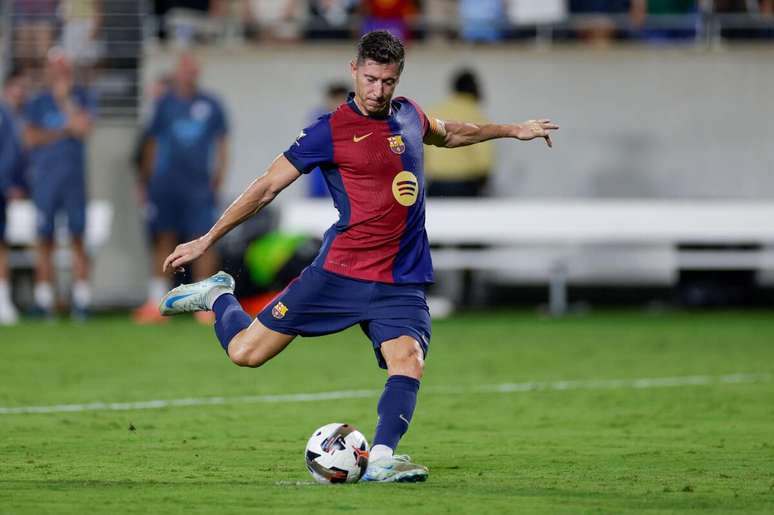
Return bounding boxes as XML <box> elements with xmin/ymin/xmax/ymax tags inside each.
<box><xmin>278</xmin><ymin>199</ymin><xmax>774</xmax><ymax>315</ymax></box>
<box><xmin>5</xmin><ymin>199</ymin><xmax>113</xmax><ymax>284</ymax></box>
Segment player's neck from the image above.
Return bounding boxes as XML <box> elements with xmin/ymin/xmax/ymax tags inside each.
<box><xmin>352</xmin><ymin>94</ymin><xmax>390</xmax><ymax>119</ymax></box>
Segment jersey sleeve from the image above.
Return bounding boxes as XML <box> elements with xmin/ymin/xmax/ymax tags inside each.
<box><xmin>283</xmin><ymin>114</ymin><xmax>333</xmax><ymax>174</ymax></box>
<box><xmin>405</xmin><ymin>98</ymin><xmax>430</xmax><ymax>136</ymax></box>
<box><xmin>211</xmin><ymin>98</ymin><xmax>228</xmax><ymax>138</ymax></box>
<box><xmin>145</xmin><ymin>97</ymin><xmax>167</xmax><ymax>138</ymax></box>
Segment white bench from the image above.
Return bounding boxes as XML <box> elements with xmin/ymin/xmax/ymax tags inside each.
<box><xmin>5</xmin><ymin>199</ymin><xmax>114</xmax><ymax>269</ymax></box>
<box><xmin>279</xmin><ymin>199</ymin><xmax>774</xmax><ymax>314</ymax></box>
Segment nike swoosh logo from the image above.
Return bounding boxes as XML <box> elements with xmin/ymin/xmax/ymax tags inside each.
<box><xmin>353</xmin><ymin>132</ymin><xmax>373</xmax><ymax>143</ymax></box>
<box><xmin>165</xmin><ymin>293</ymin><xmax>194</xmax><ymax>309</ymax></box>
<box><xmin>399</xmin><ymin>414</ymin><xmax>410</xmax><ymax>425</ymax></box>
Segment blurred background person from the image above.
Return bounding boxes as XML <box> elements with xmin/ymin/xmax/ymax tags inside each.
<box><xmin>23</xmin><ymin>49</ymin><xmax>96</xmax><ymax>320</ymax></box>
<box><xmin>11</xmin><ymin>0</ymin><xmax>60</xmax><ymax>74</ymax></box>
<box><xmin>239</xmin><ymin>0</ymin><xmax>302</xmax><ymax>43</ymax></box>
<box><xmin>0</xmin><ymin>68</ymin><xmax>30</xmax><ymax>326</ymax></box>
<box><xmin>59</xmin><ymin>0</ymin><xmax>104</xmax><ymax>81</ymax></box>
<box><xmin>133</xmin><ymin>53</ymin><xmax>229</xmax><ymax>325</ymax></box>
<box><xmin>568</xmin><ymin>0</ymin><xmax>630</xmax><ymax>45</ymax></box>
<box><xmin>306</xmin><ymin>82</ymin><xmax>349</xmax><ymax>198</ymax></box>
<box><xmin>360</xmin><ymin>0</ymin><xmax>420</xmax><ymax>41</ymax></box>
<box><xmin>629</xmin><ymin>0</ymin><xmax>698</xmax><ymax>42</ymax></box>
<box><xmin>302</xmin><ymin>0</ymin><xmax>359</xmax><ymax>40</ymax></box>
<box><xmin>425</xmin><ymin>68</ymin><xmax>494</xmax><ymax>198</ymax></box>
<box><xmin>459</xmin><ymin>0</ymin><xmax>506</xmax><ymax>43</ymax></box>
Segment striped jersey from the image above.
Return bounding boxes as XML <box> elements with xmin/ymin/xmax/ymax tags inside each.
<box><xmin>284</xmin><ymin>93</ymin><xmax>434</xmax><ymax>284</ymax></box>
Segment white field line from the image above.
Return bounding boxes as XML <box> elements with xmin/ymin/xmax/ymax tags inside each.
<box><xmin>0</xmin><ymin>372</ymin><xmax>769</xmax><ymax>416</ymax></box>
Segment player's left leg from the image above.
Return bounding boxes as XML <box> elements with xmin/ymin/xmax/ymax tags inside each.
<box><xmin>66</xmin><ymin>183</ymin><xmax>90</xmax><ymax>320</ymax></box>
<box><xmin>363</xmin><ymin>335</ymin><xmax>429</xmax><ymax>482</ymax></box>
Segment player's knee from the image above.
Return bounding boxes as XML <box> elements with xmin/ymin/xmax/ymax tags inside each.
<box><xmin>227</xmin><ymin>343</ymin><xmax>266</xmax><ymax>368</ymax></box>
<box><xmin>387</xmin><ymin>341</ymin><xmax>425</xmax><ymax>379</ymax></box>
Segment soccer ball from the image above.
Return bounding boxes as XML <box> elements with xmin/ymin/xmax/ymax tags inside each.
<box><xmin>304</xmin><ymin>423</ymin><xmax>369</xmax><ymax>484</ymax></box>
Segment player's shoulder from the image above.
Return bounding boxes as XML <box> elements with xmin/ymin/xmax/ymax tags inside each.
<box><xmin>392</xmin><ymin>96</ymin><xmax>424</xmax><ymax>113</ymax></box>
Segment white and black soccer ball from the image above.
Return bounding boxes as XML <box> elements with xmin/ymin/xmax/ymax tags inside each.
<box><xmin>304</xmin><ymin>423</ymin><xmax>369</xmax><ymax>484</ymax></box>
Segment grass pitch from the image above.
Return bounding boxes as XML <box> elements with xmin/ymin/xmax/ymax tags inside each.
<box><xmin>0</xmin><ymin>310</ymin><xmax>773</xmax><ymax>514</ymax></box>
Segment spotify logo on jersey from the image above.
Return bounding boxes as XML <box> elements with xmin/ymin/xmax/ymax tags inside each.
<box><xmin>392</xmin><ymin>171</ymin><xmax>419</xmax><ymax>207</ymax></box>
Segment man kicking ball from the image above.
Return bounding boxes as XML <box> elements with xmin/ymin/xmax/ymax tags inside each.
<box><xmin>159</xmin><ymin>30</ymin><xmax>558</xmax><ymax>482</ymax></box>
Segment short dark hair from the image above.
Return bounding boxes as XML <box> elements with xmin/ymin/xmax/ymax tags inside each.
<box><xmin>357</xmin><ymin>30</ymin><xmax>405</xmax><ymax>73</ymax></box>
<box><xmin>452</xmin><ymin>69</ymin><xmax>482</xmax><ymax>101</ymax></box>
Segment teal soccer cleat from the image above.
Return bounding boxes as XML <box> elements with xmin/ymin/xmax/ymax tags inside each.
<box><xmin>158</xmin><ymin>271</ymin><xmax>235</xmax><ymax>316</ymax></box>
<box><xmin>361</xmin><ymin>455</ymin><xmax>429</xmax><ymax>483</ymax></box>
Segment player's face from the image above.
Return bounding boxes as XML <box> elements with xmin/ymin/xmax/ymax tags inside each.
<box><xmin>350</xmin><ymin>59</ymin><xmax>401</xmax><ymax>116</ymax></box>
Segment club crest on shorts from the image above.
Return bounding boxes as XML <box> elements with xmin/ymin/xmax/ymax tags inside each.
<box><xmin>272</xmin><ymin>301</ymin><xmax>288</xmax><ymax>319</ymax></box>
<box><xmin>388</xmin><ymin>135</ymin><xmax>405</xmax><ymax>154</ymax></box>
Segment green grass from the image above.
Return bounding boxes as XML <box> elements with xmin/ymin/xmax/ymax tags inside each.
<box><xmin>1</xmin><ymin>310</ymin><xmax>773</xmax><ymax>514</ymax></box>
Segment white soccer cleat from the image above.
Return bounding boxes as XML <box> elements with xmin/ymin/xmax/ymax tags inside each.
<box><xmin>0</xmin><ymin>301</ymin><xmax>19</xmax><ymax>326</ymax></box>
<box><xmin>361</xmin><ymin>455</ymin><xmax>429</xmax><ymax>483</ymax></box>
<box><xmin>158</xmin><ymin>271</ymin><xmax>235</xmax><ymax>316</ymax></box>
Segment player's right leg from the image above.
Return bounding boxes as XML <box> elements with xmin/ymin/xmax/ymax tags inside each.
<box><xmin>159</xmin><ymin>272</ymin><xmax>295</xmax><ymax>367</ymax></box>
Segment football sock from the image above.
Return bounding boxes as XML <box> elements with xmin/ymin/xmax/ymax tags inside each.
<box><xmin>72</xmin><ymin>281</ymin><xmax>91</xmax><ymax>309</ymax></box>
<box><xmin>0</xmin><ymin>280</ymin><xmax>10</xmax><ymax>304</ymax></box>
<box><xmin>213</xmin><ymin>293</ymin><xmax>251</xmax><ymax>353</ymax></box>
<box><xmin>34</xmin><ymin>282</ymin><xmax>55</xmax><ymax>311</ymax></box>
<box><xmin>148</xmin><ymin>277</ymin><xmax>168</xmax><ymax>303</ymax></box>
<box><xmin>372</xmin><ymin>375</ymin><xmax>420</xmax><ymax>452</ymax></box>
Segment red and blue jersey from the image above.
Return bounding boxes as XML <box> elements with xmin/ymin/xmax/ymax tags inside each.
<box><xmin>284</xmin><ymin>93</ymin><xmax>434</xmax><ymax>284</ymax></box>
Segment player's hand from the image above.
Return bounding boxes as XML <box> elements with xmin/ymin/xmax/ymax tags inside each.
<box><xmin>514</xmin><ymin>119</ymin><xmax>559</xmax><ymax>148</ymax></box>
<box><xmin>163</xmin><ymin>237</ymin><xmax>209</xmax><ymax>273</ymax></box>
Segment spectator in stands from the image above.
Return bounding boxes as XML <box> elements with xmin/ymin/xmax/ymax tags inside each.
<box><xmin>0</xmin><ymin>68</ymin><xmax>30</xmax><ymax>326</ymax></box>
<box><xmin>360</xmin><ymin>0</ymin><xmax>420</xmax><ymax>41</ymax></box>
<box><xmin>133</xmin><ymin>53</ymin><xmax>229</xmax><ymax>325</ymax></box>
<box><xmin>306</xmin><ymin>82</ymin><xmax>349</xmax><ymax>198</ymax></box>
<box><xmin>240</xmin><ymin>0</ymin><xmax>301</xmax><ymax>42</ymax></box>
<box><xmin>154</xmin><ymin>0</ymin><xmax>227</xmax><ymax>46</ymax></box>
<box><xmin>423</xmin><ymin>0</ymin><xmax>457</xmax><ymax>41</ymax></box>
<box><xmin>60</xmin><ymin>0</ymin><xmax>103</xmax><ymax>79</ymax></box>
<box><xmin>11</xmin><ymin>0</ymin><xmax>59</xmax><ymax>73</ymax></box>
<box><xmin>629</xmin><ymin>0</ymin><xmax>698</xmax><ymax>41</ymax></box>
<box><xmin>568</xmin><ymin>0</ymin><xmax>629</xmax><ymax>45</ymax></box>
<box><xmin>459</xmin><ymin>0</ymin><xmax>506</xmax><ymax>43</ymax></box>
<box><xmin>303</xmin><ymin>0</ymin><xmax>359</xmax><ymax>40</ymax></box>
<box><xmin>425</xmin><ymin>69</ymin><xmax>494</xmax><ymax>197</ymax></box>
<box><xmin>23</xmin><ymin>49</ymin><xmax>96</xmax><ymax>320</ymax></box>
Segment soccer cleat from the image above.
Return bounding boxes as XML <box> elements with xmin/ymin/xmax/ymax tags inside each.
<box><xmin>361</xmin><ymin>455</ymin><xmax>429</xmax><ymax>483</ymax></box>
<box><xmin>158</xmin><ymin>271</ymin><xmax>235</xmax><ymax>316</ymax></box>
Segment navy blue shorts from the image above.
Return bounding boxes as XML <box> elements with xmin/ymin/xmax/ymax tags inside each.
<box><xmin>33</xmin><ymin>176</ymin><xmax>86</xmax><ymax>239</ymax></box>
<box><xmin>147</xmin><ymin>187</ymin><xmax>215</xmax><ymax>240</ymax></box>
<box><xmin>257</xmin><ymin>266</ymin><xmax>431</xmax><ymax>369</ymax></box>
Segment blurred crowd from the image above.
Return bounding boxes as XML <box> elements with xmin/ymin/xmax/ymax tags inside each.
<box><xmin>148</xmin><ymin>0</ymin><xmax>774</xmax><ymax>46</ymax></box>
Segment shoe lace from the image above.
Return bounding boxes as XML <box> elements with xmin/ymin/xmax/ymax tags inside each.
<box><xmin>392</xmin><ymin>454</ymin><xmax>412</xmax><ymax>463</ymax></box>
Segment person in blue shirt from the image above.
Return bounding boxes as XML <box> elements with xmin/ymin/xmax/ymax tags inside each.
<box><xmin>133</xmin><ymin>52</ymin><xmax>229</xmax><ymax>325</ymax></box>
<box><xmin>0</xmin><ymin>68</ymin><xmax>29</xmax><ymax>325</ymax></box>
<box><xmin>23</xmin><ymin>49</ymin><xmax>95</xmax><ymax>320</ymax></box>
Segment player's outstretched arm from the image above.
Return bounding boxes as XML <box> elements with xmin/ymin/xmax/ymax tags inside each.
<box><xmin>424</xmin><ymin>119</ymin><xmax>559</xmax><ymax>149</ymax></box>
<box><xmin>162</xmin><ymin>154</ymin><xmax>301</xmax><ymax>272</ymax></box>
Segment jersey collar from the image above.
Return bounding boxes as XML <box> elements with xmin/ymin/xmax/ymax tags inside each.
<box><xmin>346</xmin><ymin>92</ymin><xmax>392</xmax><ymax>120</ymax></box>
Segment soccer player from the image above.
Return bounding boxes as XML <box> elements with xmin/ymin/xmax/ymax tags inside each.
<box><xmin>159</xmin><ymin>30</ymin><xmax>558</xmax><ymax>482</ymax></box>
<box><xmin>0</xmin><ymin>68</ymin><xmax>29</xmax><ymax>325</ymax></box>
<box><xmin>24</xmin><ymin>49</ymin><xmax>95</xmax><ymax>320</ymax></box>
<box><xmin>133</xmin><ymin>53</ymin><xmax>229</xmax><ymax>325</ymax></box>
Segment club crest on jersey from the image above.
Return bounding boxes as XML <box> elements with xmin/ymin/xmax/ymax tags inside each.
<box><xmin>392</xmin><ymin>171</ymin><xmax>419</xmax><ymax>207</ymax></box>
<box><xmin>388</xmin><ymin>135</ymin><xmax>405</xmax><ymax>154</ymax></box>
<box><xmin>272</xmin><ymin>301</ymin><xmax>288</xmax><ymax>319</ymax></box>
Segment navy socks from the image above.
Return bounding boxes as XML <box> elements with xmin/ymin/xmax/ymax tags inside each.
<box><xmin>212</xmin><ymin>294</ymin><xmax>251</xmax><ymax>353</ymax></box>
<box><xmin>372</xmin><ymin>375</ymin><xmax>421</xmax><ymax>451</ymax></box>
